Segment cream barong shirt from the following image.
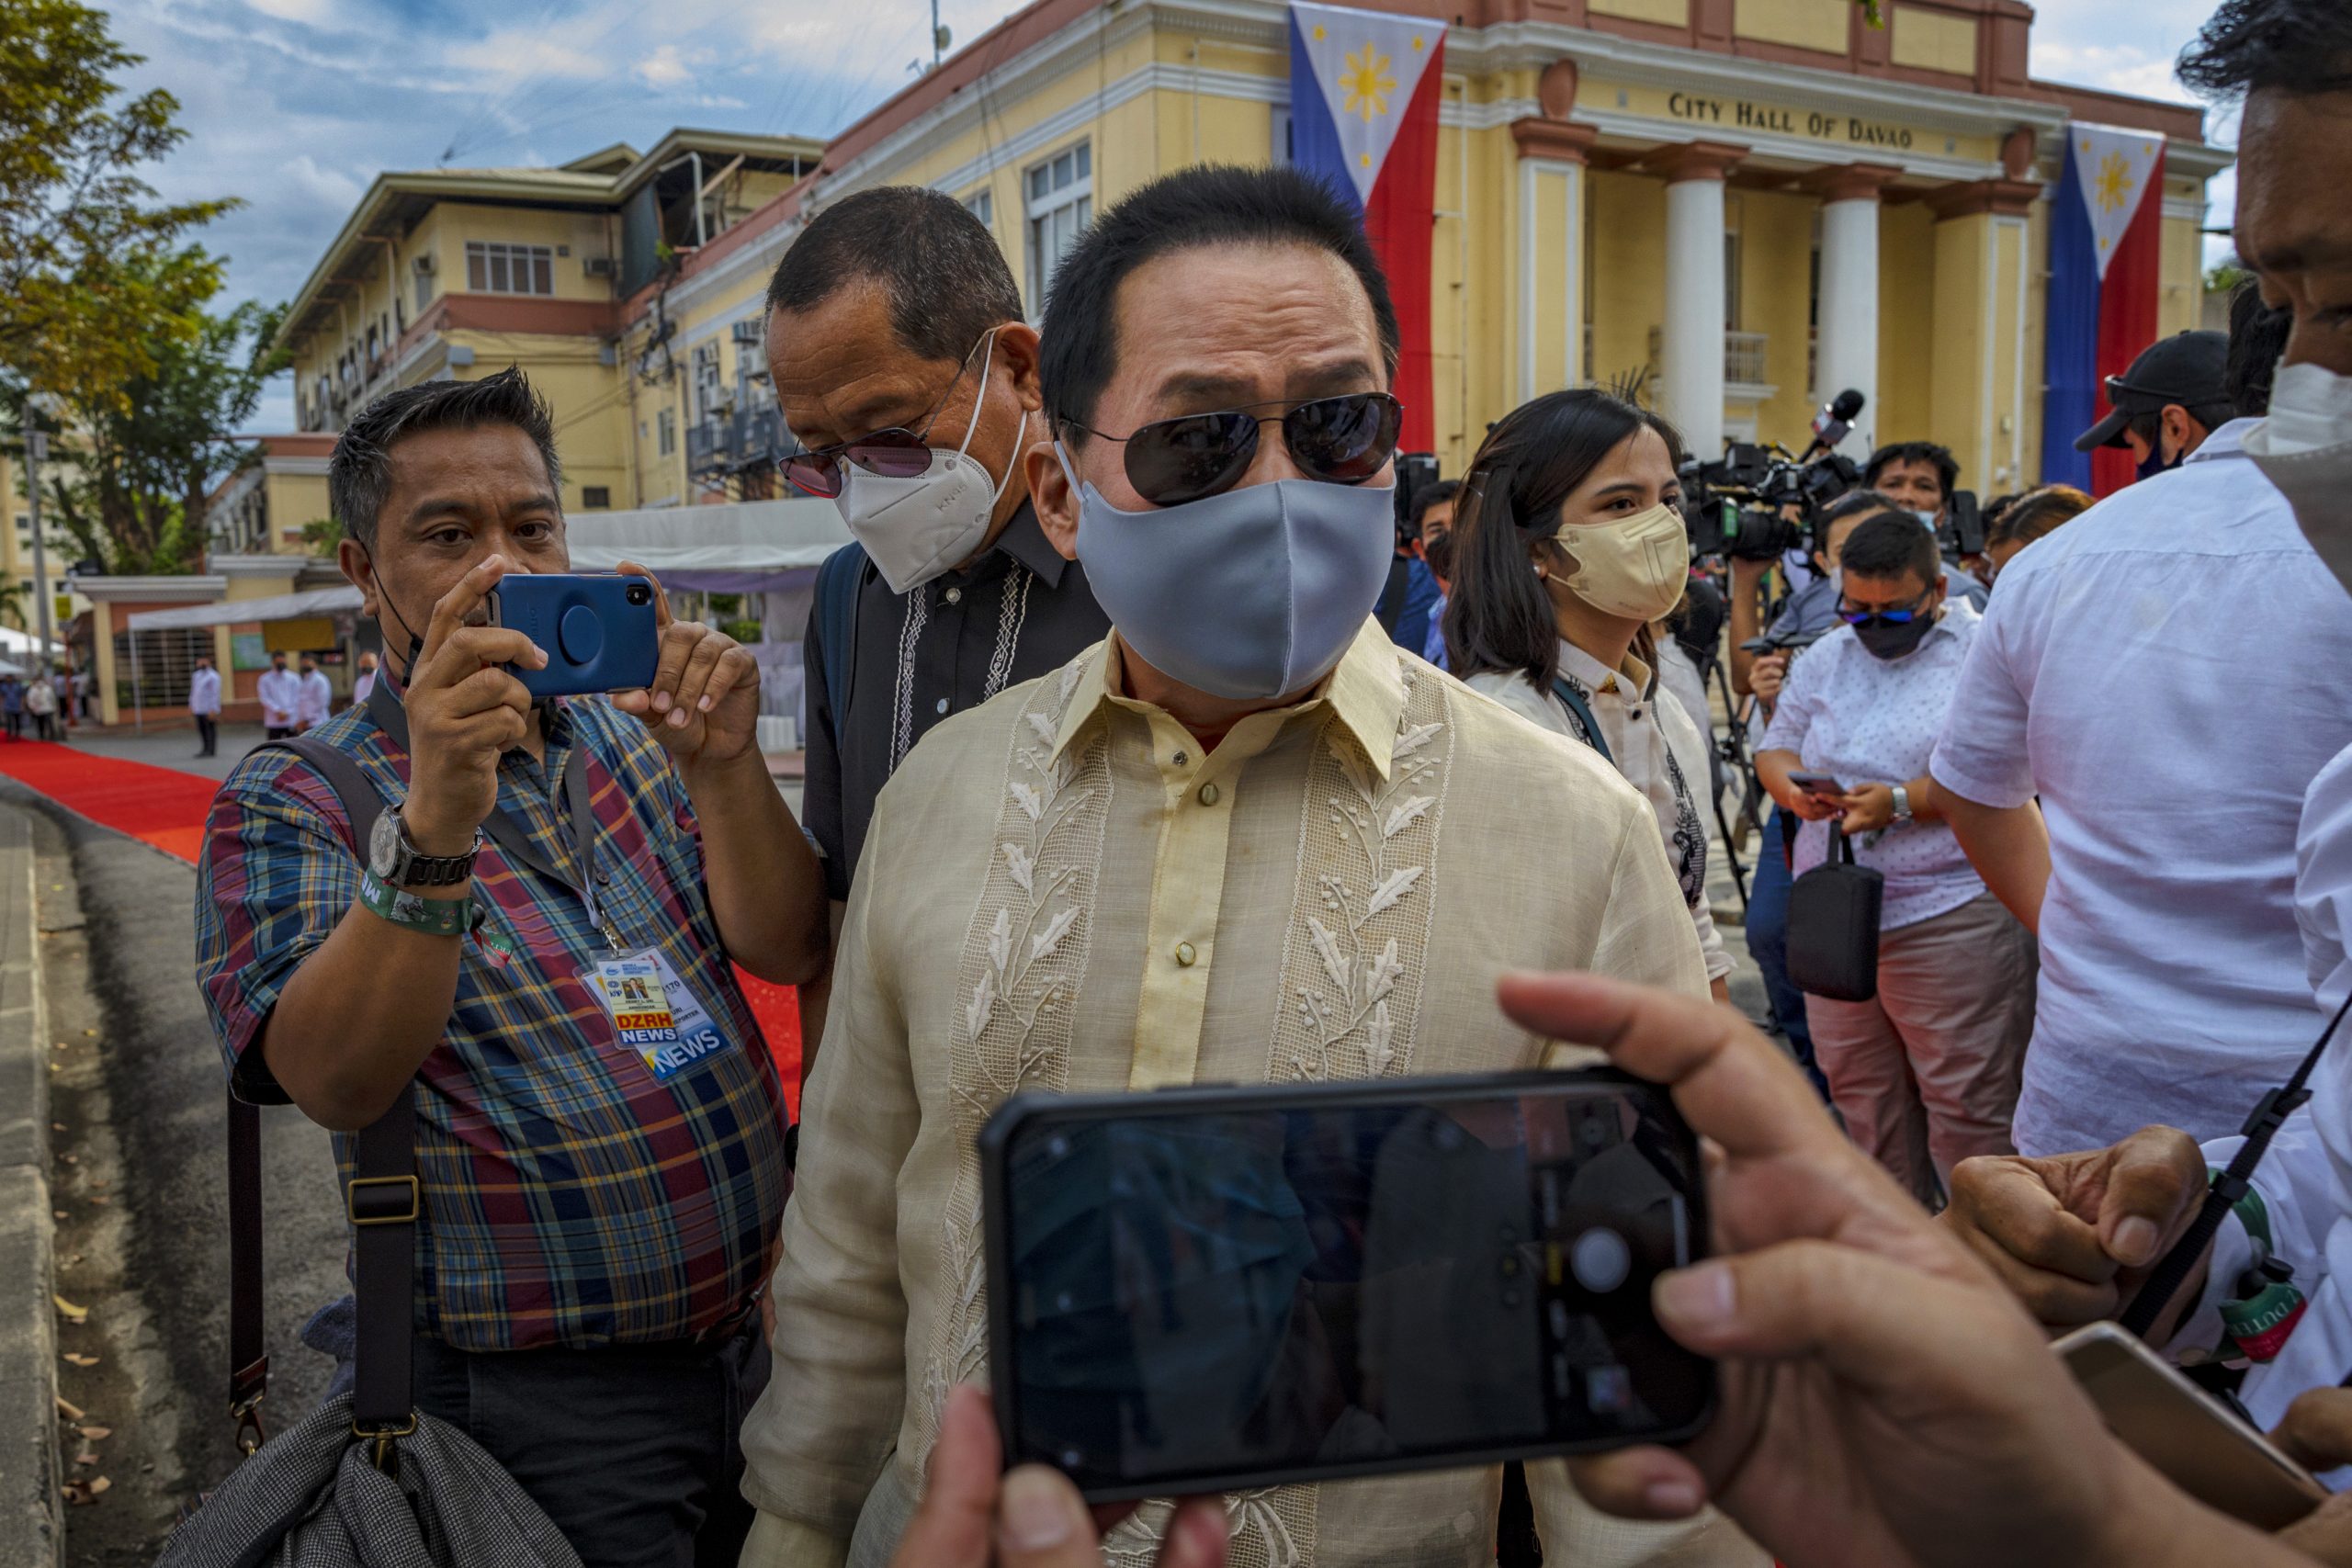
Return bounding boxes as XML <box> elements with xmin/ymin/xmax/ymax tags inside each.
<box><xmin>739</xmin><ymin>620</ymin><xmax>1755</xmax><ymax>1568</ymax></box>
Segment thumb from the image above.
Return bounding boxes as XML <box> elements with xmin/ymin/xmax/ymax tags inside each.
<box><xmin>995</xmin><ymin>1466</ymin><xmax>1102</xmax><ymax>1568</ymax></box>
<box><xmin>2095</xmin><ymin>1126</ymin><xmax>2208</xmax><ymax>1269</ymax></box>
<box><xmin>887</xmin><ymin>1385</ymin><xmax>998</xmax><ymax>1568</ymax></box>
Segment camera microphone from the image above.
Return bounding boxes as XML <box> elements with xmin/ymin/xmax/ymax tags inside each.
<box><xmin>1803</xmin><ymin>389</ymin><xmax>1866</xmax><ymax>460</ymax></box>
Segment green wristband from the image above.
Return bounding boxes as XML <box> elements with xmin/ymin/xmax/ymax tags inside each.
<box><xmin>359</xmin><ymin>869</ymin><xmax>482</xmax><ymax>938</ymax></box>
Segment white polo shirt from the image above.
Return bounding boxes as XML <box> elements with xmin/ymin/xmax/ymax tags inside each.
<box><xmin>1930</xmin><ymin>420</ymin><xmax>2352</xmax><ymax>1156</ymax></box>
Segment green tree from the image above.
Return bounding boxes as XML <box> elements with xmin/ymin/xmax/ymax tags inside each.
<box><xmin>40</xmin><ymin>288</ymin><xmax>290</xmax><ymax>575</ymax></box>
<box><xmin>1</xmin><ymin>0</ymin><xmax>237</xmax><ymax>406</ymax></box>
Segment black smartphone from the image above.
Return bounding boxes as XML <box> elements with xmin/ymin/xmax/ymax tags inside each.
<box><xmin>1948</xmin><ymin>490</ymin><xmax>1986</xmax><ymax>558</ymax></box>
<box><xmin>979</xmin><ymin>1069</ymin><xmax>1714</xmax><ymax>1502</ymax></box>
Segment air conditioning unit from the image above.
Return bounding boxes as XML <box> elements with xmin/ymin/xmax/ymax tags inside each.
<box><xmin>585</xmin><ymin>256</ymin><xmax>614</xmax><ymax>277</ymax></box>
<box><xmin>730</xmin><ymin>319</ymin><xmax>763</xmax><ymax>347</ymax></box>
<box><xmin>413</xmin><ymin>254</ymin><xmax>435</xmax><ymax>275</ymax></box>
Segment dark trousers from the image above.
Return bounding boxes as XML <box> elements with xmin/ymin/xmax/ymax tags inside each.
<box><xmin>4</xmin><ymin>713</ymin><xmax>20</xmax><ymax>739</ymax></box>
<box><xmin>265</xmin><ymin>726</ymin><xmax>296</xmax><ymax>740</ymax></box>
<box><xmin>1744</xmin><ymin>808</ymin><xmax>1827</xmax><ymax>1098</ymax></box>
<box><xmin>410</xmin><ymin>1324</ymin><xmax>770</xmax><ymax>1568</ymax></box>
<box><xmin>196</xmin><ymin>715</ymin><xmax>218</xmax><ymax>755</ymax></box>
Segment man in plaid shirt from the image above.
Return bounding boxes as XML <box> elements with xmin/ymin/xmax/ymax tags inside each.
<box><xmin>197</xmin><ymin>370</ymin><xmax>830</xmax><ymax>1566</ymax></box>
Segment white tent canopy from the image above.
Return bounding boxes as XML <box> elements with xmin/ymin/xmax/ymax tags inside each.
<box><xmin>127</xmin><ymin>585</ymin><xmax>363</xmax><ymax>632</ymax></box>
<box><xmin>564</xmin><ymin>498</ymin><xmax>850</xmax><ymax>574</ymax></box>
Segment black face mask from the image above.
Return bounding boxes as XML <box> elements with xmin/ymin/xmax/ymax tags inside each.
<box><xmin>1853</xmin><ymin>606</ymin><xmax>1937</xmax><ymax>661</ymax></box>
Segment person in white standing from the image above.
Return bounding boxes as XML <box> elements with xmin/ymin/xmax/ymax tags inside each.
<box><xmin>349</xmin><ymin>650</ymin><xmax>379</xmax><ymax>706</ymax></box>
<box><xmin>1757</xmin><ymin>505</ymin><xmax>2035</xmax><ymax>1202</ymax></box>
<box><xmin>189</xmin><ymin>651</ymin><xmax>222</xmax><ymax>758</ymax></box>
<box><xmin>294</xmin><ymin>654</ymin><xmax>332</xmax><ymax>733</ymax></box>
<box><xmin>25</xmin><ymin>668</ymin><xmax>57</xmax><ymax>742</ymax></box>
<box><xmin>255</xmin><ymin>652</ymin><xmax>300</xmax><ymax>739</ymax></box>
<box><xmin>1928</xmin><ymin>327</ymin><xmax>2352</xmax><ymax>1156</ymax></box>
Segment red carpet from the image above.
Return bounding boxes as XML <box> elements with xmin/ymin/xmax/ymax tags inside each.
<box><xmin>0</xmin><ymin>738</ymin><xmax>803</xmax><ymax>1115</ymax></box>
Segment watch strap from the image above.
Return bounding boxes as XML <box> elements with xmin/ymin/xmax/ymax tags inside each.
<box><xmin>360</xmin><ymin>869</ymin><xmax>483</xmax><ymax>938</ymax></box>
<box><xmin>1891</xmin><ymin>784</ymin><xmax>1914</xmax><ymax>825</ymax></box>
<box><xmin>384</xmin><ymin>813</ymin><xmax>481</xmax><ymax>886</ymax></box>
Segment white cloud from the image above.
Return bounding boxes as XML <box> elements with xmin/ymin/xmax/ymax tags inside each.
<box><xmin>637</xmin><ymin>44</ymin><xmax>696</xmax><ymax>89</ymax></box>
<box><xmin>244</xmin><ymin>0</ymin><xmax>337</xmax><ymax>20</ymax></box>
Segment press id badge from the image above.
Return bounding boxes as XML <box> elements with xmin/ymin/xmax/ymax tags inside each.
<box><xmin>591</xmin><ymin>950</ymin><xmax>732</xmax><ymax>1081</ymax></box>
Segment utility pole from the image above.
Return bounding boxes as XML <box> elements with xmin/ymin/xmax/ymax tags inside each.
<box><xmin>932</xmin><ymin>0</ymin><xmax>949</xmax><ymax>68</ymax></box>
<box><xmin>22</xmin><ymin>397</ymin><xmax>54</xmax><ymax>681</ymax></box>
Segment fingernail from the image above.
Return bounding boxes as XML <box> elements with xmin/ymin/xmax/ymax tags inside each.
<box><xmin>668</xmin><ymin>708</ymin><xmax>688</xmax><ymax>728</ymax></box>
<box><xmin>999</xmin><ymin>1467</ymin><xmax>1078</xmax><ymax>1551</ymax></box>
<box><xmin>651</xmin><ymin>691</ymin><xmax>670</xmax><ymax>712</ymax></box>
<box><xmin>2111</xmin><ymin>1216</ymin><xmax>2159</xmax><ymax>1265</ymax></box>
<box><xmin>1644</xmin><ymin>1479</ymin><xmax>1702</xmax><ymax>1515</ymax></box>
<box><xmin>1655</xmin><ymin>1261</ymin><xmax>1736</xmax><ymax>1329</ymax></box>
<box><xmin>697</xmin><ymin>694</ymin><xmax>715</xmax><ymax>712</ymax></box>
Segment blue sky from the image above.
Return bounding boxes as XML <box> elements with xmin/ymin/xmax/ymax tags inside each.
<box><xmin>96</xmin><ymin>0</ymin><xmax>2237</xmax><ymax>434</ymax></box>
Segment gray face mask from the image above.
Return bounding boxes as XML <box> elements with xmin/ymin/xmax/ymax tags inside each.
<box><xmin>1059</xmin><ymin>444</ymin><xmax>1396</xmax><ymax>700</ymax></box>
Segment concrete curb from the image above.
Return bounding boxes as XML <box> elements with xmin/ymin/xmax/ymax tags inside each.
<box><xmin>0</xmin><ymin>806</ymin><xmax>59</xmax><ymax>1566</ymax></box>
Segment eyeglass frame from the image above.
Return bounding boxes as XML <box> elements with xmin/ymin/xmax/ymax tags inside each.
<box><xmin>1056</xmin><ymin>390</ymin><xmax>1405</xmax><ymax>507</ymax></box>
<box><xmin>775</xmin><ymin>328</ymin><xmax>1001</xmax><ymax>498</ymax></box>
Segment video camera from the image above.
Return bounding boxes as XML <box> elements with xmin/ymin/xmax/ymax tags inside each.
<box><xmin>1678</xmin><ymin>390</ymin><xmax>1866</xmax><ymax>562</ymax></box>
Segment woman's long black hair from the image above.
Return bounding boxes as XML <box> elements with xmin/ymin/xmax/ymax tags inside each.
<box><xmin>1442</xmin><ymin>389</ymin><xmax>1686</xmax><ymax>692</ymax></box>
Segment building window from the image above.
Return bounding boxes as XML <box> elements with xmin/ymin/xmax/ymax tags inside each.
<box><xmin>581</xmin><ymin>486</ymin><xmax>611</xmax><ymax>510</ymax></box>
<box><xmin>692</xmin><ymin>343</ymin><xmax>725</xmax><ymax>420</ymax></box>
<box><xmin>1024</xmin><ymin>141</ymin><xmax>1092</xmax><ymax>314</ymax></box>
<box><xmin>465</xmin><ymin>242</ymin><xmax>555</xmax><ymax>297</ymax></box>
<box><xmin>111</xmin><ymin>626</ymin><xmax>213</xmax><ymax>709</ymax></box>
<box><xmin>657</xmin><ymin>408</ymin><xmax>677</xmax><ymax>457</ymax></box>
<box><xmin>964</xmin><ymin>188</ymin><xmax>993</xmax><ymax>228</ymax></box>
<box><xmin>416</xmin><ymin>266</ymin><xmax>433</xmax><ymax>313</ymax></box>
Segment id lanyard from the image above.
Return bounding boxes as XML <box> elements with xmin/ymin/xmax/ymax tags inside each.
<box><xmin>366</xmin><ymin>680</ymin><xmax>617</xmax><ymax>951</ymax></box>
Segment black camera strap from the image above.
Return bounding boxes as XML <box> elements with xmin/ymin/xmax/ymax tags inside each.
<box><xmin>2119</xmin><ymin>988</ymin><xmax>2352</xmax><ymax>1340</ymax></box>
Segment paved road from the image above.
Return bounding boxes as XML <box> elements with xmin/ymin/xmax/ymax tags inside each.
<box><xmin>12</xmin><ymin>784</ymin><xmax>345</xmax><ymax>1565</ymax></box>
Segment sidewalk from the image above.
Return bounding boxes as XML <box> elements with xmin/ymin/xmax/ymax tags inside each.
<box><xmin>0</xmin><ymin>802</ymin><xmax>59</xmax><ymax>1566</ymax></box>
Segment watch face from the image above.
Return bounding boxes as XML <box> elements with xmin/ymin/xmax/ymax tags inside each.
<box><xmin>368</xmin><ymin>808</ymin><xmax>403</xmax><ymax>879</ymax></box>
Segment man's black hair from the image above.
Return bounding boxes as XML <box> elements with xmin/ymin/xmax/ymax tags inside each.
<box><xmin>1839</xmin><ymin>512</ymin><xmax>1941</xmax><ymax>590</ymax></box>
<box><xmin>2178</xmin><ymin>0</ymin><xmax>2352</xmax><ymax>98</ymax></box>
<box><xmin>2227</xmin><ymin>275</ymin><xmax>2294</xmax><ymax>417</ymax></box>
<box><xmin>1810</xmin><ymin>487</ymin><xmax>1904</xmax><ymax>558</ymax></box>
<box><xmin>1411</xmin><ymin>479</ymin><xmax>1462</xmax><ymax>531</ymax></box>
<box><xmin>1861</xmin><ymin>442</ymin><xmax>1959</xmax><ymax>501</ymax></box>
<box><xmin>1040</xmin><ymin>165</ymin><xmax>1400</xmax><ymax>439</ymax></box>
<box><xmin>329</xmin><ymin>367</ymin><xmax>562</xmax><ymax>549</ymax></box>
<box><xmin>765</xmin><ymin>186</ymin><xmax>1023</xmax><ymax>364</ymax></box>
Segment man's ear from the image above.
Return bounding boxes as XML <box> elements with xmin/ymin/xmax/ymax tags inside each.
<box><xmin>2162</xmin><ymin>403</ymin><xmax>2204</xmax><ymax>459</ymax></box>
<box><xmin>1026</xmin><ymin>440</ymin><xmax>1080</xmax><ymax>562</ymax></box>
<box><xmin>338</xmin><ymin>536</ymin><xmax>381</xmax><ymax>619</ymax></box>
<box><xmin>998</xmin><ymin>321</ymin><xmax>1045</xmax><ymax>413</ymax></box>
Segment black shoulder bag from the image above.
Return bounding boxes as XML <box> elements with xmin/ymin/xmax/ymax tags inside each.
<box><xmin>1786</xmin><ymin>823</ymin><xmax>1883</xmax><ymax>1003</ymax></box>
<box><xmin>162</xmin><ymin>734</ymin><xmax>579</xmax><ymax>1568</ymax></box>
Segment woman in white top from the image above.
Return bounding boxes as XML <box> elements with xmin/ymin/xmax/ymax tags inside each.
<box><xmin>1441</xmin><ymin>389</ymin><xmax>1733</xmax><ymax>1001</ymax></box>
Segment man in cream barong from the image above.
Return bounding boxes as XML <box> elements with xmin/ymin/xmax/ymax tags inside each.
<box><xmin>739</xmin><ymin>165</ymin><xmax>1762</xmax><ymax>1568</ymax></box>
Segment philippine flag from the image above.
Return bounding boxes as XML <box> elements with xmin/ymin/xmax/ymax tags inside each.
<box><xmin>2041</xmin><ymin>124</ymin><xmax>2166</xmax><ymax>496</ymax></box>
<box><xmin>1288</xmin><ymin>0</ymin><xmax>1446</xmax><ymax>451</ymax></box>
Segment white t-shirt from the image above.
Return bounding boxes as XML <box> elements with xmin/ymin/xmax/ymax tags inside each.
<box><xmin>1762</xmin><ymin>600</ymin><xmax>1988</xmax><ymax>931</ymax></box>
<box><xmin>1929</xmin><ymin>420</ymin><xmax>2352</xmax><ymax>1156</ymax></box>
<box><xmin>1465</xmin><ymin>642</ymin><xmax>1734</xmax><ymax>984</ymax></box>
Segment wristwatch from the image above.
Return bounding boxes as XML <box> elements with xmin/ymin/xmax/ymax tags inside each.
<box><xmin>1891</xmin><ymin>784</ymin><xmax>1915</xmax><ymax>827</ymax></box>
<box><xmin>368</xmin><ymin>806</ymin><xmax>481</xmax><ymax>888</ymax></box>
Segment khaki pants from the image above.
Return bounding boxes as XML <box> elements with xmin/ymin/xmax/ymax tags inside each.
<box><xmin>1804</xmin><ymin>891</ymin><xmax>2037</xmax><ymax>1205</ymax></box>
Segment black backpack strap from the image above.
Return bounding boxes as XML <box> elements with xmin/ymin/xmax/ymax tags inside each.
<box><xmin>226</xmin><ymin>735</ymin><xmax>418</xmax><ymax>1453</ymax></box>
<box><xmin>1548</xmin><ymin>678</ymin><xmax>1615</xmax><ymax>766</ymax></box>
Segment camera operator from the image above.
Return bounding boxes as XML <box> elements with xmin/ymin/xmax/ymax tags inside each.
<box><xmin>1862</xmin><ymin>441</ymin><xmax>1991</xmax><ymax>608</ymax></box>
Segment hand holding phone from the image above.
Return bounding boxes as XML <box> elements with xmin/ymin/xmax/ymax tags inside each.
<box><xmin>488</xmin><ymin>572</ymin><xmax>661</xmax><ymax>698</ymax></box>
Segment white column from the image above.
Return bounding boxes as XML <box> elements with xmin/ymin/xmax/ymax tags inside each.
<box><xmin>1662</xmin><ymin>172</ymin><xmax>1726</xmax><ymax>462</ymax></box>
<box><xmin>1815</xmin><ymin>195</ymin><xmax>1882</xmax><ymax>458</ymax></box>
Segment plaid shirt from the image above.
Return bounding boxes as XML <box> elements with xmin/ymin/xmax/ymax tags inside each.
<box><xmin>197</xmin><ymin>690</ymin><xmax>788</xmax><ymax>1351</ymax></box>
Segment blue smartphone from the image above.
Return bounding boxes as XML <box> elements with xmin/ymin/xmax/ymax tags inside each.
<box><xmin>488</xmin><ymin>573</ymin><xmax>662</xmax><ymax>699</ymax></box>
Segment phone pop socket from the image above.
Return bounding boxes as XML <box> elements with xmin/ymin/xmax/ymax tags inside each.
<box><xmin>560</xmin><ymin>604</ymin><xmax>605</xmax><ymax>666</ymax></box>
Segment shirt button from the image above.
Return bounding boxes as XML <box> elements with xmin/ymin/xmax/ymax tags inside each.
<box><xmin>944</xmin><ymin>587</ymin><xmax>963</xmax><ymax>604</ymax></box>
<box><xmin>1198</xmin><ymin>783</ymin><xmax>1220</xmax><ymax>806</ymax></box>
<box><xmin>1174</xmin><ymin>942</ymin><xmax>1197</xmax><ymax>967</ymax></box>
<box><xmin>1172</xmin><ymin>750</ymin><xmax>1189</xmax><ymax>767</ymax></box>
<box><xmin>934</xmin><ymin>698</ymin><xmax>950</xmax><ymax>716</ymax></box>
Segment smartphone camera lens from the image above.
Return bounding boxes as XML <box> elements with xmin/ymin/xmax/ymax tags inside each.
<box><xmin>1570</xmin><ymin>1227</ymin><xmax>1632</xmax><ymax>1293</ymax></box>
<box><xmin>626</xmin><ymin>582</ymin><xmax>652</xmax><ymax>606</ymax></box>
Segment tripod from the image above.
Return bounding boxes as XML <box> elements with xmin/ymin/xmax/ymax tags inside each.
<box><xmin>1697</xmin><ymin>647</ymin><xmax>1767</xmax><ymax>914</ymax></box>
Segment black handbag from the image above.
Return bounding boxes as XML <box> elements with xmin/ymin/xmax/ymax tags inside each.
<box><xmin>1786</xmin><ymin>823</ymin><xmax>1883</xmax><ymax>1003</ymax></box>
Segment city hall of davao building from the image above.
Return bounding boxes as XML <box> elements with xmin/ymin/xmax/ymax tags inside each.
<box><xmin>606</xmin><ymin>0</ymin><xmax>2222</xmax><ymax>504</ymax></box>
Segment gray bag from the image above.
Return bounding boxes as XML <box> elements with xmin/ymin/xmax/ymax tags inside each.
<box><xmin>156</xmin><ymin>735</ymin><xmax>580</xmax><ymax>1568</ymax></box>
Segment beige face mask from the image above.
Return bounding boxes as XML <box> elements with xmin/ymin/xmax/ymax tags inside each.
<box><xmin>1551</xmin><ymin>502</ymin><xmax>1689</xmax><ymax>622</ymax></box>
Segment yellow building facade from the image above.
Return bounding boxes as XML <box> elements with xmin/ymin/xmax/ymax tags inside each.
<box><xmin>622</xmin><ymin>0</ymin><xmax>2223</xmax><ymax>500</ymax></box>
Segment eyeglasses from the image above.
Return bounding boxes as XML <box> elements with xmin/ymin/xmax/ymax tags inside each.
<box><xmin>776</xmin><ymin>333</ymin><xmax>993</xmax><ymax>500</ymax></box>
<box><xmin>1838</xmin><ymin>590</ymin><xmax>1937</xmax><ymax>627</ymax></box>
<box><xmin>1060</xmin><ymin>391</ymin><xmax>1403</xmax><ymax>506</ymax></box>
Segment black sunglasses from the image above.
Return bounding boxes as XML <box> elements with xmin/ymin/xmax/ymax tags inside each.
<box><xmin>777</xmin><ymin>334</ymin><xmax>991</xmax><ymax>499</ymax></box>
<box><xmin>1061</xmin><ymin>391</ymin><xmax>1403</xmax><ymax>506</ymax></box>
<box><xmin>1838</xmin><ymin>588</ymin><xmax>1938</xmax><ymax>627</ymax></box>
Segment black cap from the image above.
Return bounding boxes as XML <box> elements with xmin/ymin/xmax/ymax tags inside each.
<box><xmin>2074</xmin><ymin>331</ymin><xmax>2230</xmax><ymax>451</ymax></box>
